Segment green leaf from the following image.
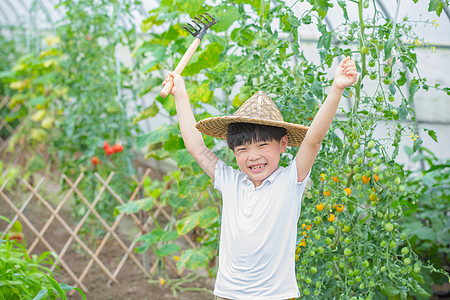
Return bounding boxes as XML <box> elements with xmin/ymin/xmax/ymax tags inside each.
<box><xmin>337</xmin><ymin>1</ymin><xmax>349</xmax><ymax>20</ymax></box>
<box><xmin>177</xmin><ymin>246</ymin><xmax>215</xmax><ymax>272</ymax></box>
<box><xmin>397</xmin><ymin>71</ymin><xmax>407</xmax><ymax>86</ymax></box>
<box><xmin>156</xmin><ymin>94</ymin><xmax>177</xmax><ymax>116</ymax></box>
<box><xmin>137</xmin><ymin>125</ymin><xmax>178</xmax><ymax>149</ymax></box>
<box><xmin>176</xmin><ymin>149</ymin><xmax>196</xmax><ymax>168</ymax></box>
<box><xmin>133</xmin><ymin>102</ymin><xmax>159</xmax><ymax>124</ymax></box>
<box><xmin>115</xmin><ymin>197</ymin><xmax>155</xmax><ymax>214</ymax></box>
<box><xmin>384</xmin><ymin>39</ymin><xmax>395</xmax><ymax>59</ymax></box>
<box><xmin>410</xmin><ymin>227</ymin><xmax>437</xmax><ymax>241</ymax></box>
<box><xmin>176</xmin><ymin>206</ymin><xmax>219</xmax><ymax>235</ymax></box>
<box><xmin>409</xmin><ymin>78</ymin><xmax>420</xmax><ymax>99</ymax></box>
<box><xmin>187</xmin><ymin>81</ymin><xmax>214</xmax><ymax>103</ymax></box>
<box><xmin>29</xmin><ymin>96</ymin><xmax>46</xmax><ymax>107</ymax></box>
<box><xmin>381</xmin><ymin>285</ymin><xmax>400</xmax><ymax>297</ymax></box>
<box><xmin>32</xmin><ymin>289</ymin><xmax>48</xmax><ymax>300</ymax></box>
<box><xmin>184</xmin><ymin>42</ymin><xmax>225</xmax><ymax>76</ymax></box>
<box><xmin>424</xmin><ymin>128</ymin><xmax>437</xmax><ymax>142</ymax></box>
<box><xmin>208</xmin><ymin>5</ymin><xmax>239</xmax><ymax>32</ymax></box>
<box><xmin>155</xmin><ymin>243</ymin><xmax>181</xmax><ymax>257</ymax></box>
<box><xmin>428</xmin><ymin>0</ymin><xmax>444</xmax><ymax>16</ymax></box>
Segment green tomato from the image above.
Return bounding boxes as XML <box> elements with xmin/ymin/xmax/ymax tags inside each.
<box><xmin>383</xmin><ymin>64</ymin><xmax>391</xmax><ymax>74</ymax></box>
<box><xmin>383</xmin><ymin>77</ymin><xmax>392</xmax><ymax>85</ymax></box>
<box><xmin>360</xmin><ymin>46</ymin><xmax>369</xmax><ymax>55</ymax></box>
<box><xmin>305</xmin><ymin>277</ymin><xmax>312</xmax><ymax>285</ymax></box>
<box><xmin>355</xmin><ymin>276</ymin><xmax>362</xmax><ymax>283</ymax></box>
<box><xmin>314</xmin><ymin>216</ymin><xmax>322</xmax><ymax>225</ymax></box>
<box><xmin>368</xmin><ymin>59</ymin><xmax>376</xmax><ymax>67</ymax></box>
<box><xmin>303</xmin><ymin>288</ymin><xmax>310</xmax><ymax>296</ymax></box>
<box><xmin>344</xmin><ymin>248</ymin><xmax>352</xmax><ymax>256</ymax></box>
<box><xmin>390</xmin><ymin>240</ymin><xmax>397</xmax><ymax>249</ymax></box>
<box><xmin>325</xmin><ymin>237</ymin><xmax>333</xmax><ymax>244</ymax></box>
<box><xmin>344</xmin><ymin>237</ymin><xmax>352</xmax><ymax>244</ymax></box>
<box><xmin>414</xmin><ymin>263</ymin><xmax>421</xmax><ymax>274</ymax></box>
<box><xmin>326</xmin><ymin>269</ymin><xmax>333</xmax><ymax>277</ymax></box>
<box><xmin>362</xmin><ymin>260</ymin><xmax>369</xmax><ymax>268</ymax></box>
<box><xmin>404</xmin><ymin>258</ymin><xmax>411</xmax><ymax>265</ymax></box>
<box><xmin>317</xmin><ymin>246</ymin><xmax>324</xmax><ymax>254</ymax></box>
<box><xmin>385</xmin><ymin>223</ymin><xmax>394</xmax><ymax>232</ymax></box>
<box><xmin>380</xmin><ymin>240</ymin><xmax>387</xmax><ymax>247</ymax></box>
<box><xmin>367</xmin><ymin>140</ymin><xmax>375</xmax><ymax>149</ymax></box>
<box><xmin>344</xmin><ymin>225</ymin><xmax>351</xmax><ymax>232</ymax></box>
<box><xmin>380</xmin><ymin>266</ymin><xmax>386</xmax><ymax>272</ymax></box>
<box><xmin>310</xmin><ymin>266</ymin><xmax>318</xmax><ymax>274</ymax></box>
<box><xmin>363</xmin><ymin>0</ymin><xmax>369</xmax><ymax>8</ymax></box>
<box><xmin>327</xmin><ymin>226</ymin><xmax>336</xmax><ymax>235</ymax></box>
<box><xmin>401</xmin><ymin>247</ymin><xmax>409</xmax><ymax>255</ymax></box>
<box><xmin>369</xmin><ymin>72</ymin><xmax>378</xmax><ymax>80</ymax></box>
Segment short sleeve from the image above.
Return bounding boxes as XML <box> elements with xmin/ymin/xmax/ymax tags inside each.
<box><xmin>284</xmin><ymin>159</ymin><xmax>311</xmax><ymax>190</ymax></box>
<box><xmin>214</xmin><ymin>159</ymin><xmax>239</xmax><ymax>192</ymax></box>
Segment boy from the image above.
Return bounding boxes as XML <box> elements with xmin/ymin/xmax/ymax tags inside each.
<box><xmin>162</xmin><ymin>57</ymin><xmax>357</xmax><ymax>299</ymax></box>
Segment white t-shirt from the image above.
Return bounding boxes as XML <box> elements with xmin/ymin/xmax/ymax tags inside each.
<box><xmin>213</xmin><ymin>159</ymin><xmax>310</xmax><ymax>300</ymax></box>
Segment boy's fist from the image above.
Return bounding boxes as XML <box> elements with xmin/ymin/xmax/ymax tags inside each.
<box><xmin>162</xmin><ymin>72</ymin><xmax>186</xmax><ymax>98</ymax></box>
<box><xmin>333</xmin><ymin>57</ymin><xmax>358</xmax><ymax>90</ymax></box>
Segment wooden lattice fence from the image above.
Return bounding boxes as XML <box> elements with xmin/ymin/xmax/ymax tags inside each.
<box><xmin>0</xmin><ymin>168</ymin><xmax>197</xmax><ymax>294</ymax></box>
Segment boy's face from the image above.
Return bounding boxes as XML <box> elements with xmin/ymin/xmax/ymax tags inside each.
<box><xmin>233</xmin><ymin>136</ymin><xmax>288</xmax><ymax>187</ymax></box>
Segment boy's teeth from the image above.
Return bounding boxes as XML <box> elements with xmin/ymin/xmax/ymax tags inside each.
<box><xmin>251</xmin><ymin>164</ymin><xmax>264</xmax><ymax>170</ymax></box>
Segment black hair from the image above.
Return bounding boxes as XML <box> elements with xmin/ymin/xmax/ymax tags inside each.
<box><xmin>226</xmin><ymin>123</ymin><xmax>287</xmax><ymax>150</ymax></box>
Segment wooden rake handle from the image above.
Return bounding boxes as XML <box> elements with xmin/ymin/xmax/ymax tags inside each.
<box><xmin>160</xmin><ymin>38</ymin><xmax>201</xmax><ymax>98</ymax></box>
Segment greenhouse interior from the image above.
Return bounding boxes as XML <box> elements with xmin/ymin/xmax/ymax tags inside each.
<box><xmin>0</xmin><ymin>0</ymin><xmax>449</xmax><ymax>299</ymax></box>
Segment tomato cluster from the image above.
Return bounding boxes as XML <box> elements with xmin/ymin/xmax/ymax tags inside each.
<box><xmin>90</xmin><ymin>141</ymin><xmax>124</xmax><ymax>166</ymax></box>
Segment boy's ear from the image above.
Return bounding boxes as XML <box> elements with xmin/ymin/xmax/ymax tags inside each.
<box><xmin>280</xmin><ymin>135</ymin><xmax>288</xmax><ymax>153</ymax></box>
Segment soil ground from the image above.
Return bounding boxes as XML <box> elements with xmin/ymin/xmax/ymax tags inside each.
<box><xmin>0</xmin><ymin>186</ymin><xmax>215</xmax><ymax>300</ymax></box>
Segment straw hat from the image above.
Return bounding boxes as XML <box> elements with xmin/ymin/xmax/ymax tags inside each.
<box><xmin>195</xmin><ymin>91</ymin><xmax>309</xmax><ymax>146</ymax></box>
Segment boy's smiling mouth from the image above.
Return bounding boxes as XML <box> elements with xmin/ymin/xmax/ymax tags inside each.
<box><xmin>249</xmin><ymin>163</ymin><xmax>267</xmax><ymax>172</ymax></box>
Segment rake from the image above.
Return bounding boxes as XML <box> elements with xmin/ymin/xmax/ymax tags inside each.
<box><xmin>160</xmin><ymin>13</ymin><xmax>217</xmax><ymax>98</ymax></box>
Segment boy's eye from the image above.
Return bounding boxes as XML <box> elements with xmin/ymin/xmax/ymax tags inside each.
<box><xmin>259</xmin><ymin>143</ymin><xmax>268</xmax><ymax>147</ymax></box>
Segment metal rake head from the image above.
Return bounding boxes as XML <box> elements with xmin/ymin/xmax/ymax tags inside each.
<box><xmin>182</xmin><ymin>13</ymin><xmax>217</xmax><ymax>40</ymax></box>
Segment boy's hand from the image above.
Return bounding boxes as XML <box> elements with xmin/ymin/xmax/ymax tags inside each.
<box><xmin>162</xmin><ymin>72</ymin><xmax>187</xmax><ymax>98</ymax></box>
<box><xmin>332</xmin><ymin>57</ymin><xmax>358</xmax><ymax>91</ymax></box>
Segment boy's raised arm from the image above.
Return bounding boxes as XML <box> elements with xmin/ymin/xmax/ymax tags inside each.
<box><xmin>163</xmin><ymin>72</ymin><xmax>219</xmax><ymax>179</ymax></box>
<box><xmin>295</xmin><ymin>57</ymin><xmax>357</xmax><ymax>182</ymax></box>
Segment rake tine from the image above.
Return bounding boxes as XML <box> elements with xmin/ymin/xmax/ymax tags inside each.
<box><xmin>186</xmin><ymin>22</ymin><xmax>198</xmax><ymax>32</ymax></box>
<box><xmin>182</xmin><ymin>26</ymin><xmax>195</xmax><ymax>36</ymax></box>
<box><xmin>204</xmin><ymin>12</ymin><xmax>216</xmax><ymax>23</ymax></box>
<box><xmin>194</xmin><ymin>16</ymin><xmax>206</xmax><ymax>26</ymax></box>
<box><xmin>199</xmin><ymin>14</ymin><xmax>211</xmax><ymax>24</ymax></box>
<box><xmin>192</xmin><ymin>19</ymin><xmax>202</xmax><ymax>30</ymax></box>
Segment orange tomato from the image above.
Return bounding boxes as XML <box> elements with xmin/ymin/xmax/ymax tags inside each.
<box><xmin>327</xmin><ymin>214</ymin><xmax>336</xmax><ymax>222</ymax></box>
<box><xmin>374</xmin><ymin>174</ymin><xmax>379</xmax><ymax>182</ymax></box>
<box><xmin>316</xmin><ymin>203</ymin><xmax>325</xmax><ymax>211</ymax></box>
<box><xmin>336</xmin><ymin>204</ymin><xmax>344</xmax><ymax>212</ymax></box>
<box><xmin>362</xmin><ymin>175</ymin><xmax>371</xmax><ymax>184</ymax></box>
<box><xmin>344</xmin><ymin>188</ymin><xmax>352</xmax><ymax>196</ymax></box>
<box><xmin>323</xmin><ymin>190</ymin><xmax>331</xmax><ymax>197</ymax></box>
<box><xmin>319</xmin><ymin>173</ymin><xmax>325</xmax><ymax>181</ymax></box>
<box><xmin>306</xmin><ymin>224</ymin><xmax>312</xmax><ymax>231</ymax></box>
<box><xmin>332</xmin><ymin>176</ymin><xmax>339</xmax><ymax>183</ymax></box>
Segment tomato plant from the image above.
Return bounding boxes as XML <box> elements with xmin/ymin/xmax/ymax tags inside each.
<box><xmin>132</xmin><ymin>0</ymin><xmax>450</xmax><ymax>297</ymax></box>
